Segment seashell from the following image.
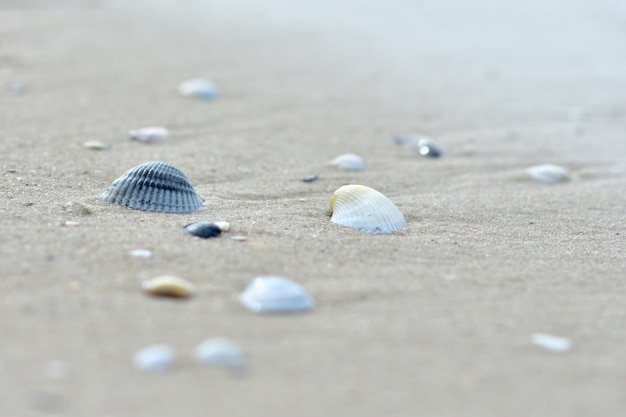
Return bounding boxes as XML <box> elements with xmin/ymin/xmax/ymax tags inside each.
<box><xmin>100</xmin><ymin>161</ymin><xmax>203</xmax><ymax>213</ymax></box>
<box><xmin>328</xmin><ymin>153</ymin><xmax>366</xmax><ymax>171</ymax></box>
<box><xmin>5</xmin><ymin>82</ymin><xmax>26</xmax><ymax>96</ymax></box>
<box><xmin>329</xmin><ymin>184</ymin><xmax>406</xmax><ymax>234</ymax></box>
<box><xmin>129</xmin><ymin>249</ymin><xmax>152</xmax><ymax>258</ymax></box>
<box><xmin>132</xmin><ymin>344</ymin><xmax>177</xmax><ymax>372</ymax></box>
<box><xmin>183</xmin><ymin>221</ymin><xmax>222</xmax><ymax>238</ymax></box>
<box><xmin>531</xmin><ymin>333</ymin><xmax>572</xmax><ymax>353</ymax></box>
<box><xmin>142</xmin><ymin>275</ymin><xmax>196</xmax><ymax>298</ymax></box>
<box><xmin>193</xmin><ymin>338</ymin><xmax>246</xmax><ymax>373</ymax></box>
<box><xmin>394</xmin><ymin>133</ymin><xmax>443</xmax><ymax>158</ymax></box>
<box><xmin>526</xmin><ymin>164</ymin><xmax>571</xmax><ymax>184</ymax></box>
<box><xmin>178</xmin><ymin>78</ymin><xmax>219</xmax><ymax>100</ymax></box>
<box><xmin>214</xmin><ymin>221</ymin><xmax>231</xmax><ymax>232</ymax></box>
<box><xmin>239</xmin><ymin>276</ymin><xmax>314</xmax><ymax>314</ymax></box>
<box><xmin>83</xmin><ymin>140</ymin><xmax>111</xmax><ymax>150</ymax></box>
<box><xmin>302</xmin><ymin>174</ymin><xmax>319</xmax><ymax>183</ymax></box>
<box><xmin>128</xmin><ymin>126</ymin><xmax>168</xmax><ymax>144</ymax></box>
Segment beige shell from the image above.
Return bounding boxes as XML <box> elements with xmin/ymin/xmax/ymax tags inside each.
<box><xmin>329</xmin><ymin>185</ymin><xmax>406</xmax><ymax>234</ymax></box>
<box><xmin>142</xmin><ymin>275</ymin><xmax>196</xmax><ymax>298</ymax></box>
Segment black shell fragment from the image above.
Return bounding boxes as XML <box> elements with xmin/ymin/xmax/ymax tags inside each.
<box><xmin>183</xmin><ymin>221</ymin><xmax>222</xmax><ymax>239</ymax></box>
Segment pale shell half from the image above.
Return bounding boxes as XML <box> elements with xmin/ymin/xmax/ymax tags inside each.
<box><xmin>329</xmin><ymin>184</ymin><xmax>406</xmax><ymax>234</ymax></box>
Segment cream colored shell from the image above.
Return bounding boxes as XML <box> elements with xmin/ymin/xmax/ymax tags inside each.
<box><xmin>142</xmin><ymin>275</ymin><xmax>196</xmax><ymax>298</ymax></box>
<box><xmin>329</xmin><ymin>185</ymin><xmax>406</xmax><ymax>234</ymax></box>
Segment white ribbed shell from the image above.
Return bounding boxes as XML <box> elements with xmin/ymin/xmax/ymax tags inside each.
<box><xmin>239</xmin><ymin>276</ymin><xmax>314</xmax><ymax>314</ymax></box>
<box><xmin>329</xmin><ymin>184</ymin><xmax>406</xmax><ymax>234</ymax></box>
<box><xmin>526</xmin><ymin>164</ymin><xmax>571</xmax><ymax>184</ymax></box>
<box><xmin>100</xmin><ymin>161</ymin><xmax>203</xmax><ymax>213</ymax></box>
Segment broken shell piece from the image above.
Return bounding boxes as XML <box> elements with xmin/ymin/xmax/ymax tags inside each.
<box><xmin>531</xmin><ymin>333</ymin><xmax>572</xmax><ymax>353</ymax></box>
<box><xmin>183</xmin><ymin>221</ymin><xmax>222</xmax><ymax>238</ymax></box>
<box><xmin>302</xmin><ymin>174</ymin><xmax>319</xmax><ymax>183</ymax></box>
<box><xmin>329</xmin><ymin>184</ymin><xmax>406</xmax><ymax>234</ymax></box>
<box><xmin>178</xmin><ymin>78</ymin><xmax>219</xmax><ymax>100</ymax></box>
<box><xmin>239</xmin><ymin>276</ymin><xmax>314</xmax><ymax>314</ymax></box>
<box><xmin>329</xmin><ymin>153</ymin><xmax>366</xmax><ymax>171</ymax></box>
<box><xmin>142</xmin><ymin>275</ymin><xmax>196</xmax><ymax>298</ymax></box>
<box><xmin>527</xmin><ymin>164</ymin><xmax>571</xmax><ymax>184</ymax></box>
<box><xmin>194</xmin><ymin>338</ymin><xmax>246</xmax><ymax>373</ymax></box>
<box><xmin>214</xmin><ymin>221</ymin><xmax>230</xmax><ymax>232</ymax></box>
<box><xmin>83</xmin><ymin>140</ymin><xmax>111</xmax><ymax>150</ymax></box>
<box><xmin>394</xmin><ymin>133</ymin><xmax>443</xmax><ymax>158</ymax></box>
<box><xmin>128</xmin><ymin>126</ymin><xmax>168</xmax><ymax>144</ymax></box>
<box><xmin>63</xmin><ymin>201</ymin><xmax>94</xmax><ymax>216</ymax></box>
<box><xmin>132</xmin><ymin>344</ymin><xmax>176</xmax><ymax>372</ymax></box>
<box><xmin>130</xmin><ymin>249</ymin><xmax>152</xmax><ymax>258</ymax></box>
<box><xmin>100</xmin><ymin>161</ymin><xmax>203</xmax><ymax>213</ymax></box>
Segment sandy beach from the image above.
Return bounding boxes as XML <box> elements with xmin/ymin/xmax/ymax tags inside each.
<box><xmin>1</xmin><ymin>1</ymin><xmax>625</xmax><ymax>415</ymax></box>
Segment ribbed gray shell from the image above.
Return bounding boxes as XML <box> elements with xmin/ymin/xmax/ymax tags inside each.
<box><xmin>100</xmin><ymin>161</ymin><xmax>203</xmax><ymax>213</ymax></box>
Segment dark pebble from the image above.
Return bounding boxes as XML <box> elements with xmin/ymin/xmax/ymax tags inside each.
<box><xmin>183</xmin><ymin>221</ymin><xmax>222</xmax><ymax>239</ymax></box>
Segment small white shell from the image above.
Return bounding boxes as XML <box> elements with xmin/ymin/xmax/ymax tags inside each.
<box><xmin>527</xmin><ymin>164</ymin><xmax>571</xmax><ymax>184</ymax></box>
<box><xmin>142</xmin><ymin>275</ymin><xmax>196</xmax><ymax>298</ymax></box>
<box><xmin>239</xmin><ymin>276</ymin><xmax>314</xmax><ymax>314</ymax></box>
<box><xmin>100</xmin><ymin>161</ymin><xmax>203</xmax><ymax>213</ymax></box>
<box><xmin>531</xmin><ymin>333</ymin><xmax>572</xmax><ymax>353</ymax></box>
<box><xmin>329</xmin><ymin>184</ymin><xmax>406</xmax><ymax>234</ymax></box>
<box><xmin>128</xmin><ymin>126</ymin><xmax>168</xmax><ymax>144</ymax></box>
<box><xmin>329</xmin><ymin>153</ymin><xmax>366</xmax><ymax>171</ymax></box>
<box><xmin>178</xmin><ymin>78</ymin><xmax>219</xmax><ymax>100</ymax></box>
<box><xmin>83</xmin><ymin>140</ymin><xmax>111</xmax><ymax>150</ymax></box>
<box><xmin>132</xmin><ymin>344</ymin><xmax>176</xmax><ymax>372</ymax></box>
<box><xmin>194</xmin><ymin>338</ymin><xmax>246</xmax><ymax>372</ymax></box>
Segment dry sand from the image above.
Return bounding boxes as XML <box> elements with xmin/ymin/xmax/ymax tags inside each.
<box><xmin>1</xmin><ymin>1</ymin><xmax>625</xmax><ymax>416</ymax></box>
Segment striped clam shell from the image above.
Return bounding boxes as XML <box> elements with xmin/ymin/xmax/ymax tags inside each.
<box><xmin>329</xmin><ymin>184</ymin><xmax>406</xmax><ymax>234</ymax></box>
<box><xmin>100</xmin><ymin>161</ymin><xmax>203</xmax><ymax>213</ymax></box>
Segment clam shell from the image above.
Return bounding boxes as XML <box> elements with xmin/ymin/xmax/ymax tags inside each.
<box><xmin>128</xmin><ymin>126</ymin><xmax>168</xmax><ymax>144</ymax></box>
<box><xmin>142</xmin><ymin>275</ymin><xmax>196</xmax><ymax>298</ymax></box>
<box><xmin>394</xmin><ymin>133</ymin><xmax>443</xmax><ymax>158</ymax></box>
<box><xmin>329</xmin><ymin>184</ymin><xmax>406</xmax><ymax>234</ymax></box>
<box><xmin>239</xmin><ymin>276</ymin><xmax>314</xmax><ymax>314</ymax></box>
<box><xmin>132</xmin><ymin>344</ymin><xmax>176</xmax><ymax>372</ymax></box>
<box><xmin>193</xmin><ymin>338</ymin><xmax>246</xmax><ymax>372</ymax></box>
<box><xmin>178</xmin><ymin>78</ymin><xmax>219</xmax><ymax>100</ymax></box>
<box><xmin>100</xmin><ymin>161</ymin><xmax>203</xmax><ymax>213</ymax></box>
<box><xmin>329</xmin><ymin>153</ymin><xmax>366</xmax><ymax>171</ymax></box>
<box><xmin>526</xmin><ymin>164</ymin><xmax>571</xmax><ymax>184</ymax></box>
<box><xmin>183</xmin><ymin>221</ymin><xmax>222</xmax><ymax>238</ymax></box>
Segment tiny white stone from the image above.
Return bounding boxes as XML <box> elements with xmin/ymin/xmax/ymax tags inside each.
<box><xmin>128</xmin><ymin>126</ymin><xmax>168</xmax><ymax>144</ymax></box>
<box><xmin>214</xmin><ymin>221</ymin><xmax>231</xmax><ymax>232</ymax></box>
<box><xmin>231</xmin><ymin>235</ymin><xmax>247</xmax><ymax>241</ymax></box>
<box><xmin>194</xmin><ymin>338</ymin><xmax>246</xmax><ymax>373</ymax></box>
<box><xmin>329</xmin><ymin>153</ymin><xmax>366</xmax><ymax>171</ymax></box>
<box><xmin>239</xmin><ymin>276</ymin><xmax>314</xmax><ymax>313</ymax></box>
<box><xmin>178</xmin><ymin>78</ymin><xmax>219</xmax><ymax>100</ymax></box>
<box><xmin>531</xmin><ymin>333</ymin><xmax>572</xmax><ymax>353</ymax></box>
<box><xmin>130</xmin><ymin>249</ymin><xmax>152</xmax><ymax>258</ymax></box>
<box><xmin>132</xmin><ymin>344</ymin><xmax>176</xmax><ymax>372</ymax></box>
<box><xmin>526</xmin><ymin>164</ymin><xmax>571</xmax><ymax>184</ymax></box>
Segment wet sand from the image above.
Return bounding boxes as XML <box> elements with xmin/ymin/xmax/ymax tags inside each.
<box><xmin>1</xmin><ymin>1</ymin><xmax>626</xmax><ymax>416</ymax></box>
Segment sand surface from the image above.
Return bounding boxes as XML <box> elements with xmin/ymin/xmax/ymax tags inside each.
<box><xmin>1</xmin><ymin>1</ymin><xmax>626</xmax><ymax>416</ymax></box>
